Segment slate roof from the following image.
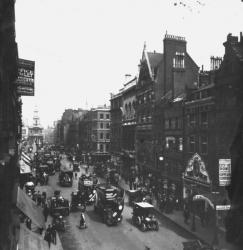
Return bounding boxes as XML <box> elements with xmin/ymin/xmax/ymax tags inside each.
<box><xmin>146</xmin><ymin>52</ymin><xmax>163</xmax><ymax>68</ymax></box>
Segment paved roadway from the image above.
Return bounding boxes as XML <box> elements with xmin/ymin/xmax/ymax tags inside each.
<box><xmin>46</xmin><ymin>169</ymin><xmax>196</xmax><ymax>250</ymax></box>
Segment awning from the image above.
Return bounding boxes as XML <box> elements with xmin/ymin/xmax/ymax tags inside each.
<box><xmin>16</xmin><ymin>187</ymin><xmax>45</xmax><ymax>229</ymax></box>
<box><xmin>19</xmin><ymin>159</ymin><xmax>31</xmax><ymax>174</ymax></box>
<box><xmin>18</xmin><ymin>224</ymin><xmax>49</xmax><ymax>250</ymax></box>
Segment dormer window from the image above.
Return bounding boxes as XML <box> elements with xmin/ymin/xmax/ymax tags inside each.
<box><xmin>173</xmin><ymin>52</ymin><xmax>185</xmax><ymax>69</ymax></box>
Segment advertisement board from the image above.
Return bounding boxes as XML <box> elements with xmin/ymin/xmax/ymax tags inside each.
<box><xmin>219</xmin><ymin>159</ymin><xmax>231</xmax><ymax>186</ymax></box>
<box><xmin>16</xmin><ymin>58</ymin><xmax>35</xmax><ymax>96</ymax></box>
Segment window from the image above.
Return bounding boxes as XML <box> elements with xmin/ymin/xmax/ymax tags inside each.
<box><xmin>200</xmin><ymin>136</ymin><xmax>208</xmax><ymax>154</ymax></box>
<box><xmin>165</xmin><ymin>119</ymin><xmax>169</xmax><ymax>129</ymax></box>
<box><xmin>188</xmin><ymin>113</ymin><xmax>196</xmax><ymax>127</ymax></box>
<box><xmin>100</xmin><ymin>122</ymin><xmax>103</xmax><ymax>129</ymax></box>
<box><xmin>177</xmin><ymin>118</ymin><xmax>182</xmax><ymax>129</ymax></box>
<box><xmin>165</xmin><ymin>136</ymin><xmax>176</xmax><ymax>149</ymax></box>
<box><xmin>106</xmin><ymin>114</ymin><xmax>110</xmax><ymax>119</ymax></box>
<box><xmin>179</xmin><ymin>137</ymin><xmax>183</xmax><ymax>151</ymax></box>
<box><xmin>188</xmin><ymin>135</ymin><xmax>195</xmax><ymax>153</ymax></box>
<box><xmin>100</xmin><ymin>113</ymin><xmax>104</xmax><ymax>119</ymax></box>
<box><xmin>171</xmin><ymin>118</ymin><xmax>176</xmax><ymax>129</ymax></box>
<box><xmin>173</xmin><ymin>52</ymin><xmax>185</xmax><ymax>69</ymax></box>
<box><xmin>100</xmin><ymin>133</ymin><xmax>103</xmax><ymax>139</ymax></box>
<box><xmin>200</xmin><ymin>112</ymin><xmax>208</xmax><ymax>128</ymax></box>
<box><xmin>100</xmin><ymin>144</ymin><xmax>104</xmax><ymax>152</ymax></box>
<box><xmin>106</xmin><ymin>133</ymin><xmax>110</xmax><ymax>139</ymax></box>
<box><xmin>106</xmin><ymin>144</ymin><xmax>109</xmax><ymax>152</ymax></box>
<box><xmin>106</xmin><ymin>123</ymin><xmax>110</xmax><ymax>129</ymax></box>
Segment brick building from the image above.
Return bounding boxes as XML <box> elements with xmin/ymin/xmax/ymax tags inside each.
<box><xmin>136</xmin><ymin>33</ymin><xmax>198</xmax><ymax>180</ymax></box>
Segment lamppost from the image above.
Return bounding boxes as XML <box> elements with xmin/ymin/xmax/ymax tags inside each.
<box><xmin>191</xmin><ymin>184</ymin><xmax>197</xmax><ymax>232</ymax></box>
<box><xmin>212</xmin><ymin>191</ymin><xmax>220</xmax><ymax>247</ymax></box>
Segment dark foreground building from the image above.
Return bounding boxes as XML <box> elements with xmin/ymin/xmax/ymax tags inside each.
<box><xmin>0</xmin><ymin>1</ymin><xmax>21</xmax><ymax>250</ymax></box>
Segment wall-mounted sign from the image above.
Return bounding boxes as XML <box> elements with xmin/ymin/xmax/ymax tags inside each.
<box><xmin>219</xmin><ymin>159</ymin><xmax>231</xmax><ymax>186</ymax></box>
<box><xmin>16</xmin><ymin>58</ymin><xmax>35</xmax><ymax>96</ymax></box>
<box><xmin>216</xmin><ymin>205</ymin><xmax>231</xmax><ymax>210</ymax></box>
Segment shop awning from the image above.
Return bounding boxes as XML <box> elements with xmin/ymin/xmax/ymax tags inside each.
<box><xmin>18</xmin><ymin>224</ymin><xmax>49</xmax><ymax>250</ymax></box>
<box><xmin>16</xmin><ymin>187</ymin><xmax>45</xmax><ymax>229</ymax></box>
<box><xmin>19</xmin><ymin>159</ymin><xmax>31</xmax><ymax>174</ymax></box>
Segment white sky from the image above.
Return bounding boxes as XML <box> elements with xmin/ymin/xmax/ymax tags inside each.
<box><xmin>15</xmin><ymin>0</ymin><xmax>243</xmax><ymax>128</ymax></box>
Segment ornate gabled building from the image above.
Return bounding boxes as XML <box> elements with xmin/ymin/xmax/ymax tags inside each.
<box><xmin>135</xmin><ymin>45</ymin><xmax>163</xmax><ymax>176</ymax></box>
<box><xmin>136</xmin><ymin>33</ymin><xmax>199</xmax><ymax>180</ymax></box>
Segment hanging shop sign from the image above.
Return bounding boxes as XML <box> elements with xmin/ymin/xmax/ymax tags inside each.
<box><xmin>16</xmin><ymin>58</ymin><xmax>35</xmax><ymax>96</ymax></box>
<box><xmin>219</xmin><ymin>159</ymin><xmax>231</xmax><ymax>186</ymax></box>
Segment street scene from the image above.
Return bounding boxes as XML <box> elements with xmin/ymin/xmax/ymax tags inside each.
<box><xmin>1</xmin><ymin>1</ymin><xmax>243</xmax><ymax>250</ymax></box>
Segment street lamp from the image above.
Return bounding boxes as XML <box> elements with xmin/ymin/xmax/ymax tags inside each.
<box><xmin>212</xmin><ymin>191</ymin><xmax>220</xmax><ymax>247</ymax></box>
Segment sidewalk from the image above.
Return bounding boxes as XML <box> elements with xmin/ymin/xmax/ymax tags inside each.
<box><xmin>34</xmin><ymin>184</ymin><xmax>63</xmax><ymax>250</ymax></box>
<box><xmin>117</xmin><ymin>178</ymin><xmax>235</xmax><ymax>250</ymax></box>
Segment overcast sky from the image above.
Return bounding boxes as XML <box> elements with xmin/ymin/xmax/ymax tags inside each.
<box><xmin>15</xmin><ymin>0</ymin><xmax>243</xmax><ymax>128</ymax></box>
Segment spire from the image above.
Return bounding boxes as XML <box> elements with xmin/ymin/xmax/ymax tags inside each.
<box><xmin>143</xmin><ymin>41</ymin><xmax>147</xmax><ymax>51</ymax></box>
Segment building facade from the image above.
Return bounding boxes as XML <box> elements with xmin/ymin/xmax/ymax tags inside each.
<box><xmin>136</xmin><ymin>33</ymin><xmax>199</xmax><ymax>180</ymax></box>
<box><xmin>79</xmin><ymin>106</ymin><xmax>111</xmax><ymax>163</ymax></box>
<box><xmin>110</xmin><ymin>91</ymin><xmax>123</xmax><ymax>170</ymax></box>
<box><xmin>0</xmin><ymin>1</ymin><xmax>20</xmax><ymax>249</ymax></box>
<box><xmin>121</xmin><ymin>77</ymin><xmax>137</xmax><ymax>180</ymax></box>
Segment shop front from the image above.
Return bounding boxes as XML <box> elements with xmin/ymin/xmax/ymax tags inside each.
<box><xmin>182</xmin><ymin>153</ymin><xmax>214</xmax><ymax>222</ymax></box>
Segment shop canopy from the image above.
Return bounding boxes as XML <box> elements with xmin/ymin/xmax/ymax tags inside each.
<box><xmin>16</xmin><ymin>187</ymin><xmax>45</xmax><ymax>229</ymax></box>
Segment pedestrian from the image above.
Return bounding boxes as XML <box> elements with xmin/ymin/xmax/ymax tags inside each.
<box><xmin>183</xmin><ymin>202</ymin><xmax>190</xmax><ymax>224</ymax></box>
<box><xmin>43</xmin><ymin>203</ymin><xmax>49</xmax><ymax>222</ymax></box>
<box><xmin>44</xmin><ymin>230</ymin><xmax>51</xmax><ymax>248</ymax></box>
<box><xmin>51</xmin><ymin>224</ymin><xmax>57</xmax><ymax>244</ymax></box>
<box><xmin>26</xmin><ymin>218</ymin><xmax>32</xmax><ymax>230</ymax></box>
<box><xmin>37</xmin><ymin>191</ymin><xmax>42</xmax><ymax>206</ymax></box>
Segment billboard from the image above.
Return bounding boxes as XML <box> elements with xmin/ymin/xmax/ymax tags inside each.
<box><xmin>219</xmin><ymin>159</ymin><xmax>231</xmax><ymax>186</ymax></box>
<box><xmin>16</xmin><ymin>58</ymin><xmax>35</xmax><ymax>96</ymax></box>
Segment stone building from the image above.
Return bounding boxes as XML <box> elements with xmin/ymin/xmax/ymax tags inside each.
<box><xmin>110</xmin><ymin>91</ymin><xmax>123</xmax><ymax>170</ymax></box>
<box><xmin>79</xmin><ymin>106</ymin><xmax>111</xmax><ymax>163</ymax></box>
<box><xmin>121</xmin><ymin>77</ymin><xmax>137</xmax><ymax>179</ymax></box>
